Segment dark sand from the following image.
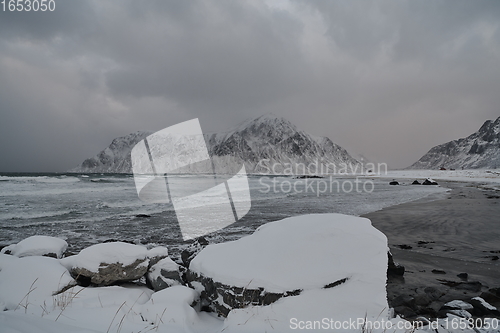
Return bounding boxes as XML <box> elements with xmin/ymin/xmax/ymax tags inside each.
<box><xmin>363</xmin><ymin>181</ymin><xmax>500</xmax><ymax>317</ymax></box>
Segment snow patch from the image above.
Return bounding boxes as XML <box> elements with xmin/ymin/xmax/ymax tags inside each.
<box><xmin>1</xmin><ymin>236</ymin><xmax>68</xmax><ymax>259</ymax></box>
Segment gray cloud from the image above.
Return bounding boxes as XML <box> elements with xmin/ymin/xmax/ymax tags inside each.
<box><xmin>0</xmin><ymin>0</ymin><xmax>499</xmax><ymax>171</ymax></box>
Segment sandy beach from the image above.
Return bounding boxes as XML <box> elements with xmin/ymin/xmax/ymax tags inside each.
<box><xmin>364</xmin><ymin>181</ymin><xmax>500</xmax><ymax>319</ymax></box>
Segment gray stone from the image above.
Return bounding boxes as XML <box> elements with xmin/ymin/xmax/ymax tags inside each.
<box><xmin>71</xmin><ymin>258</ymin><xmax>148</xmax><ymax>286</ymax></box>
<box><xmin>186</xmin><ymin>270</ymin><xmax>307</xmax><ymax>317</ymax></box>
<box><xmin>147</xmin><ymin>257</ymin><xmax>184</xmax><ymax>291</ymax></box>
<box><xmin>181</xmin><ymin>237</ymin><xmax>209</xmax><ymax>267</ymax></box>
<box><xmin>67</xmin><ymin>242</ymin><xmax>149</xmax><ymax>286</ymax></box>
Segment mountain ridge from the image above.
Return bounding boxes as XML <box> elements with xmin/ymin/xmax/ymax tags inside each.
<box><xmin>409</xmin><ymin>116</ymin><xmax>500</xmax><ymax>169</ymax></box>
<box><xmin>70</xmin><ymin>114</ymin><xmax>360</xmax><ymax>174</ymax></box>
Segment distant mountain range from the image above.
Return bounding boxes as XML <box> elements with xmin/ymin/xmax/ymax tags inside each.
<box><xmin>71</xmin><ymin>114</ymin><xmax>360</xmax><ymax>174</ymax></box>
<box><xmin>409</xmin><ymin>116</ymin><xmax>500</xmax><ymax>169</ymax></box>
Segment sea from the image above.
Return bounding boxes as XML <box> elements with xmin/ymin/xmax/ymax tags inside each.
<box><xmin>0</xmin><ymin>173</ymin><xmax>447</xmax><ymax>258</ymax></box>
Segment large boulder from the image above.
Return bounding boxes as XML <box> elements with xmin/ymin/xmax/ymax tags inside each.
<box><xmin>187</xmin><ymin>213</ymin><xmax>389</xmax><ymax>324</ymax></box>
<box><xmin>61</xmin><ymin>242</ymin><xmax>149</xmax><ymax>286</ymax></box>
<box><xmin>1</xmin><ymin>236</ymin><xmax>68</xmax><ymax>259</ymax></box>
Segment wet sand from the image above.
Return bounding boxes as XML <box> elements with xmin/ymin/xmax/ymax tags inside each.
<box><xmin>363</xmin><ymin>181</ymin><xmax>500</xmax><ymax>317</ymax></box>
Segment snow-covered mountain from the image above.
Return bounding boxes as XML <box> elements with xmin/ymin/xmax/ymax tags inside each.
<box><xmin>409</xmin><ymin>116</ymin><xmax>500</xmax><ymax>170</ymax></box>
<box><xmin>71</xmin><ymin>114</ymin><xmax>360</xmax><ymax>174</ymax></box>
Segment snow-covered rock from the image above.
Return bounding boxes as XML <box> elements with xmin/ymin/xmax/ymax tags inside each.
<box><xmin>139</xmin><ymin>286</ymin><xmax>202</xmax><ymax>330</ymax></box>
<box><xmin>71</xmin><ymin>114</ymin><xmax>360</xmax><ymax>174</ymax></box>
<box><xmin>0</xmin><ymin>255</ymin><xmax>76</xmax><ymax>315</ymax></box>
<box><xmin>410</xmin><ymin>116</ymin><xmax>500</xmax><ymax>169</ymax></box>
<box><xmin>471</xmin><ymin>296</ymin><xmax>499</xmax><ymax>316</ymax></box>
<box><xmin>181</xmin><ymin>236</ymin><xmax>209</xmax><ymax>267</ymax></box>
<box><xmin>188</xmin><ymin>213</ymin><xmax>389</xmax><ymax>321</ymax></box>
<box><xmin>147</xmin><ymin>257</ymin><xmax>183</xmax><ymax>291</ymax></box>
<box><xmin>1</xmin><ymin>236</ymin><xmax>68</xmax><ymax>259</ymax></box>
<box><xmin>147</xmin><ymin>246</ymin><xmax>169</xmax><ymax>267</ymax></box>
<box><xmin>443</xmin><ymin>300</ymin><xmax>474</xmax><ymax>311</ymax></box>
<box><xmin>422</xmin><ymin>178</ymin><xmax>439</xmax><ymax>185</ymax></box>
<box><xmin>61</xmin><ymin>242</ymin><xmax>149</xmax><ymax>286</ymax></box>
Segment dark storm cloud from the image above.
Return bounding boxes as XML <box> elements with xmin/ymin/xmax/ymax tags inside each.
<box><xmin>0</xmin><ymin>0</ymin><xmax>499</xmax><ymax>171</ymax></box>
<box><xmin>0</xmin><ymin>1</ymin><xmax>95</xmax><ymax>41</ymax></box>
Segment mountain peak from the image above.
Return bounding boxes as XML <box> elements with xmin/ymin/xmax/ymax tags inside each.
<box><xmin>233</xmin><ymin>113</ymin><xmax>296</xmax><ymax>131</ymax></box>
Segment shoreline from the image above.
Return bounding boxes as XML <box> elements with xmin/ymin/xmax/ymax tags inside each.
<box><xmin>363</xmin><ymin>181</ymin><xmax>500</xmax><ymax>319</ymax></box>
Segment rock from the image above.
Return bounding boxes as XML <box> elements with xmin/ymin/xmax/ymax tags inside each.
<box><xmin>147</xmin><ymin>246</ymin><xmax>169</xmax><ymax>267</ymax></box>
<box><xmin>437</xmin><ymin>280</ymin><xmax>483</xmax><ymax>292</ymax></box>
<box><xmin>427</xmin><ymin>301</ymin><xmax>445</xmax><ymax>314</ymax></box>
<box><xmin>147</xmin><ymin>257</ymin><xmax>184</xmax><ymax>291</ymax></box>
<box><xmin>62</xmin><ymin>242</ymin><xmax>149</xmax><ymax>286</ymax></box>
<box><xmin>186</xmin><ymin>270</ymin><xmax>304</xmax><ymax>316</ymax></box>
<box><xmin>392</xmin><ymin>295</ymin><xmax>416</xmax><ymax>308</ymax></box>
<box><xmin>470</xmin><ymin>297</ymin><xmax>499</xmax><ymax>316</ymax></box>
<box><xmin>294</xmin><ymin>175</ymin><xmax>323</xmax><ymax>179</ymax></box>
<box><xmin>414</xmin><ymin>293</ymin><xmax>432</xmax><ymax>306</ymax></box>
<box><xmin>432</xmin><ymin>269</ymin><xmax>446</xmax><ymax>274</ymax></box>
<box><xmin>0</xmin><ymin>236</ymin><xmax>68</xmax><ymax>259</ymax></box>
<box><xmin>102</xmin><ymin>239</ymin><xmax>135</xmax><ymax>244</ymax></box>
<box><xmin>448</xmin><ymin>309</ymin><xmax>472</xmax><ymax>318</ymax></box>
<box><xmin>423</xmin><ymin>178</ymin><xmax>439</xmax><ymax>185</ymax></box>
<box><xmin>397</xmin><ymin>244</ymin><xmax>412</xmax><ymax>250</ymax></box>
<box><xmin>480</xmin><ymin>288</ymin><xmax>500</xmax><ymax>306</ymax></box>
<box><xmin>424</xmin><ymin>287</ymin><xmax>445</xmax><ymax>301</ymax></box>
<box><xmin>181</xmin><ymin>236</ymin><xmax>209</xmax><ymax>267</ymax></box>
<box><xmin>389</xmin><ymin>180</ymin><xmax>399</xmax><ymax>185</ymax></box>
<box><xmin>412</xmin><ymin>180</ymin><xmax>421</xmax><ymax>185</ymax></box>
<box><xmin>387</xmin><ymin>251</ymin><xmax>405</xmax><ymax>276</ymax></box>
<box><xmin>457</xmin><ymin>273</ymin><xmax>468</xmax><ymax>280</ymax></box>
<box><xmin>135</xmin><ymin>214</ymin><xmax>151</xmax><ymax>218</ymax></box>
<box><xmin>188</xmin><ymin>214</ymin><xmax>389</xmax><ymax>318</ymax></box>
<box><xmin>443</xmin><ymin>300</ymin><xmax>474</xmax><ymax>311</ymax></box>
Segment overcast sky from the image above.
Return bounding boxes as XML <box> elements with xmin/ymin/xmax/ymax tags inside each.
<box><xmin>1</xmin><ymin>0</ymin><xmax>499</xmax><ymax>172</ymax></box>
